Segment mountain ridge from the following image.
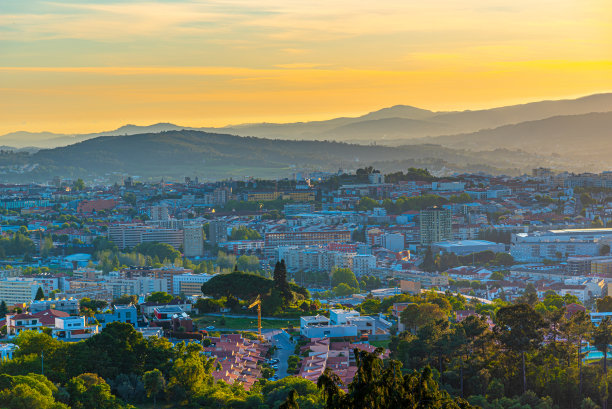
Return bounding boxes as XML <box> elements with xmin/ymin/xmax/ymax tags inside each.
<box><xmin>3</xmin><ymin>93</ymin><xmax>611</xmax><ymax>148</ymax></box>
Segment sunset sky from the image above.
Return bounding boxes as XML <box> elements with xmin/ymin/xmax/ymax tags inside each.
<box><xmin>1</xmin><ymin>0</ymin><xmax>611</xmax><ymax>135</ymax></box>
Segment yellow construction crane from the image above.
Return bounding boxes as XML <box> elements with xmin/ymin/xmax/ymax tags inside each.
<box><xmin>248</xmin><ymin>295</ymin><xmax>263</xmax><ymax>342</ymax></box>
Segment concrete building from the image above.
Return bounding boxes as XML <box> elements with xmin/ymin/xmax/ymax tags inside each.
<box><xmin>94</xmin><ymin>304</ymin><xmax>138</xmax><ymax>328</ymax></box>
<box><xmin>432</xmin><ymin>240</ymin><xmax>505</xmax><ymax>256</ymax></box>
<box><xmin>102</xmin><ymin>276</ymin><xmax>167</xmax><ymax>299</ymax></box>
<box><xmin>591</xmin><ymin>258</ymin><xmax>612</xmax><ymax>276</ymax></box>
<box><xmin>0</xmin><ymin>277</ymin><xmax>41</xmax><ymax>304</ymax></box>
<box><xmin>150</xmin><ymin>205</ymin><xmax>170</xmax><ymax>221</ymax></box>
<box><xmin>5</xmin><ymin>313</ymin><xmax>43</xmax><ymax>337</ymax></box>
<box><xmin>381</xmin><ymin>233</ymin><xmax>404</xmax><ymax>252</ymax></box>
<box><xmin>53</xmin><ymin>316</ymin><xmax>99</xmax><ymax>341</ymax></box>
<box><xmin>511</xmin><ymin>228</ymin><xmax>612</xmax><ymax>262</ymax></box>
<box><xmin>30</xmin><ymin>298</ymin><xmax>80</xmax><ymax>315</ymax></box>
<box><xmin>208</xmin><ymin>220</ymin><xmax>228</xmax><ymax>245</ymax></box>
<box><xmin>300</xmin><ymin>309</ymin><xmax>377</xmax><ymax>339</ymax></box>
<box><xmin>265</xmin><ymin>230</ymin><xmax>351</xmax><ymax>258</ymax></box>
<box><xmin>108</xmin><ymin>224</ymin><xmax>183</xmax><ymax>249</ymax></box>
<box><xmin>172</xmin><ymin>273</ymin><xmax>212</xmax><ymax>295</ymax></box>
<box><xmin>420</xmin><ymin>207</ymin><xmax>452</xmax><ymax>246</ymax></box>
<box><xmin>352</xmin><ymin>255</ymin><xmax>376</xmax><ymax>276</ymax></box>
<box><xmin>183</xmin><ymin>224</ymin><xmax>204</xmax><ymax>258</ymax></box>
<box><xmin>284</xmin><ymin>203</ymin><xmax>315</xmax><ymax>217</ymax></box>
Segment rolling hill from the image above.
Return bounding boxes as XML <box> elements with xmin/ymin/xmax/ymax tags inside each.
<box><xmin>418</xmin><ymin>111</ymin><xmax>612</xmax><ymax>159</ymax></box>
<box><xmin>0</xmin><ymin>130</ymin><xmax>561</xmax><ymax>182</ymax></box>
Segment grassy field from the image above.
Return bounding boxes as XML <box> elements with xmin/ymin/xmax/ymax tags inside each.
<box><xmin>369</xmin><ymin>340</ymin><xmax>391</xmax><ymax>349</ymax></box>
<box><xmin>193</xmin><ymin>315</ymin><xmax>299</xmax><ymax>330</ymax></box>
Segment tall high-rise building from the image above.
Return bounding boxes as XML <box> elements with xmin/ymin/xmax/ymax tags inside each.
<box><xmin>208</xmin><ymin>220</ymin><xmax>228</xmax><ymax>245</ymax></box>
<box><xmin>183</xmin><ymin>224</ymin><xmax>204</xmax><ymax>258</ymax></box>
<box><xmin>150</xmin><ymin>205</ymin><xmax>170</xmax><ymax>221</ymax></box>
<box><xmin>419</xmin><ymin>207</ymin><xmax>452</xmax><ymax>245</ymax></box>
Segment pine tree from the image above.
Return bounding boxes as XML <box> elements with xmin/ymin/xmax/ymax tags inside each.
<box><xmin>273</xmin><ymin>260</ymin><xmax>291</xmax><ymax>302</ymax></box>
<box><xmin>273</xmin><ymin>261</ymin><xmax>282</xmax><ymax>287</ymax></box>
<box><xmin>422</xmin><ymin>246</ymin><xmax>436</xmax><ymax>272</ymax></box>
<box><xmin>35</xmin><ymin>286</ymin><xmax>45</xmax><ymax>300</ymax></box>
<box><xmin>0</xmin><ymin>300</ymin><xmax>7</xmax><ymax>317</ymax></box>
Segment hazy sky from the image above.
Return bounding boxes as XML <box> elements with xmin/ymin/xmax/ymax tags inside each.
<box><xmin>1</xmin><ymin>0</ymin><xmax>611</xmax><ymax>134</ymax></box>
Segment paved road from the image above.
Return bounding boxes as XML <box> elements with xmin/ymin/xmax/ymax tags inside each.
<box><xmin>267</xmin><ymin>329</ymin><xmax>295</xmax><ymax>378</ymax></box>
<box><xmin>199</xmin><ymin>313</ymin><xmax>299</xmax><ymax>321</ymax></box>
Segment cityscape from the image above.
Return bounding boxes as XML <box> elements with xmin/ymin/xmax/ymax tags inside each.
<box><xmin>1</xmin><ymin>0</ymin><xmax>612</xmax><ymax>408</ymax></box>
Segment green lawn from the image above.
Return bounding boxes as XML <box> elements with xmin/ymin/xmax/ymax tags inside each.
<box><xmin>193</xmin><ymin>315</ymin><xmax>299</xmax><ymax>330</ymax></box>
<box><xmin>369</xmin><ymin>340</ymin><xmax>391</xmax><ymax>349</ymax></box>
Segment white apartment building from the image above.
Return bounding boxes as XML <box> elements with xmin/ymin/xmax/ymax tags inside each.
<box><xmin>279</xmin><ymin>246</ymin><xmax>358</xmax><ymax>273</ymax></box>
<box><xmin>101</xmin><ymin>276</ymin><xmax>167</xmax><ymax>298</ymax></box>
<box><xmin>0</xmin><ymin>277</ymin><xmax>42</xmax><ymax>304</ymax></box>
<box><xmin>172</xmin><ymin>273</ymin><xmax>212</xmax><ymax>295</ymax></box>
<box><xmin>511</xmin><ymin>228</ymin><xmax>612</xmax><ymax>262</ymax></box>
<box><xmin>352</xmin><ymin>255</ymin><xmax>377</xmax><ymax>276</ymax></box>
<box><xmin>108</xmin><ymin>224</ymin><xmax>184</xmax><ymax>249</ymax></box>
<box><xmin>381</xmin><ymin>233</ymin><xmax>404</xmax><ymax>252</ymax></box>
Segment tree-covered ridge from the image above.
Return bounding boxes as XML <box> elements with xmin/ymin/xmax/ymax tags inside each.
<box><xmin>0</xmin><ymin>129</ymin><xmax>558</xmax><ymax>181</ymax></box>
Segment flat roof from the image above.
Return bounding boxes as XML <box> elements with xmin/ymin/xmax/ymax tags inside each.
<box><xmin>434</xmin><ymin>240</ymin><xmax>500</xmax><ymax>247</ymax></box>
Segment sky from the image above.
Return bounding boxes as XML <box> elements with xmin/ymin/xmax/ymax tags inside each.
<box><xmin>1</xmin><ymin>0</ymin><xmax>611</xmax><ymax>135</ymax></box>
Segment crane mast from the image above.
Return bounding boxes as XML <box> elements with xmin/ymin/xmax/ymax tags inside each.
<box><xmin>248</xmin><ymin>295</ymin><xmax>263</xmax><ymax>342</ymax></box>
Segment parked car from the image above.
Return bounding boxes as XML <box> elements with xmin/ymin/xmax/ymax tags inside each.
<box><xmin>206</xmin><ymin>325</ymin><xmax>215</xmax><ymax>330</ymax></box>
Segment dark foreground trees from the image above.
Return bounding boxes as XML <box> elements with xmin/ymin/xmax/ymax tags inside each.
<box><xmin>315</xmin><ymin>348</ymin><xmax>475</xmax><ymax>409</ymax></box>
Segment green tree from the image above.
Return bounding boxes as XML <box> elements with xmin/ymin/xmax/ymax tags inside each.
<box><xmin>333</xmin><ymin>283</ymin><xmax>357</xmax><ymax>297</ymax></box>
<box><xmin>167</xmin><ymin>353</ymin><xmax>206</xmax><ymax>402</ymax></box>
<box><xmin>490</xmin><ymin>271</ymin><xmax>505</xmax><ymax>281</ymax></box>
<box><xmin>35</xmin><ymin>287</ymin><xmax>45</xmax><ymax>301</ymax></box>
<box><xmin>143</xmin><ymin>369</ymin><xmax>165</xmax><ymax>409</ymax></box>
<box><xmin>145</xmin><ymin>292</ymin><xmax>173</xmax><ymax>304</ymax></box>
<box><xmin>494</xmin><ymin>303</ymin><xmax>547</xmax><ymax>394</ymax></box>
<box><xmin>133</xmin><ymin>242</ymin><xmax>180</xmax><ymax>262</ymax></box>
<box><xmin>73</xmin><ymin>178</ymin><xmax>85</xmax><ymax>191</ymax></box>
<box><xmin>0</xmin><ymin>300</ymin><xmax>8</xmax><ymax>316</ymax></box>
<box><xmin>356</xmin><ymin>197</ymin><xmax>378</xmax><ymax>211</ymax></box>
<box><xmin>40</xmin><ymin>237</ymin><xmax>54</xmax><ymax>258</ymax></box>
<box><xmin>565</xmin><ymin>310</ymin><xmax>593</xmax><ymax>397</ymax></box>
<box><xmin>66</xmin><ymin>373</ymin><xmax>123</xmax><ymax>409</ymax></box>
<box><xmin>593</xmin><ymin>317</ymin><xmax>612</xmax><ymax>409</ymax></box>
<box><xmin>360</xmin><ymin>298</ymin><xmax>381</xmax><ymax>314</ymax></box>
<box><xmin>194</xmin><ymin>298</ymin><xmax>224</xmax><ymax>313</ymax></box>
<box><xmin>279</xmin><ymin>389</ymin><xmax>300</xmax><ymax>409</ymax></box>
<box><xmin>331</xmin><ymin>267</ymin><xmax>359</xmax><ymax>289</ymax></box>
<box><xmin>317</xmin><ymin>348</ymin><xmax>476</xmax><ymax>409</ymax></box>
<box><xmin>422</xmin><ymin>247</ymin><xmax>436</xmax><ymax>272</ymax></box>
<box><xmin>0</xmin><ymin>373</ymin><xmax>68</xmax><ymax>409</ymax></box>
<box><xmin>597</xmin><ymin>296</ymin><xmax>612</xmax><ymax>312</ymax></box>
<box><xmin>273</xmin><ymin>260</ymin><xmax>292</xmax><ymax>301</ymax></box>
<box><xmin>228</xmin><ymin>226</ymin><xmax>261</xmax><ymax>240</ymax></box>
<box><xmin>400</xmin><ymin>303</ymin><xmax>447</xmax><ymax>333</ymax></box>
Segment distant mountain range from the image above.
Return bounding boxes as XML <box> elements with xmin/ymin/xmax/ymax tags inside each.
<box><xmin>2</xmin><ymin>93</ymin><xmax>612</xmax><ymax>148</ymax></box>
<box><xmin>0</xmin><ymin>93</ymin><xmax>610</xmax><ymax>181</ymax></box>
